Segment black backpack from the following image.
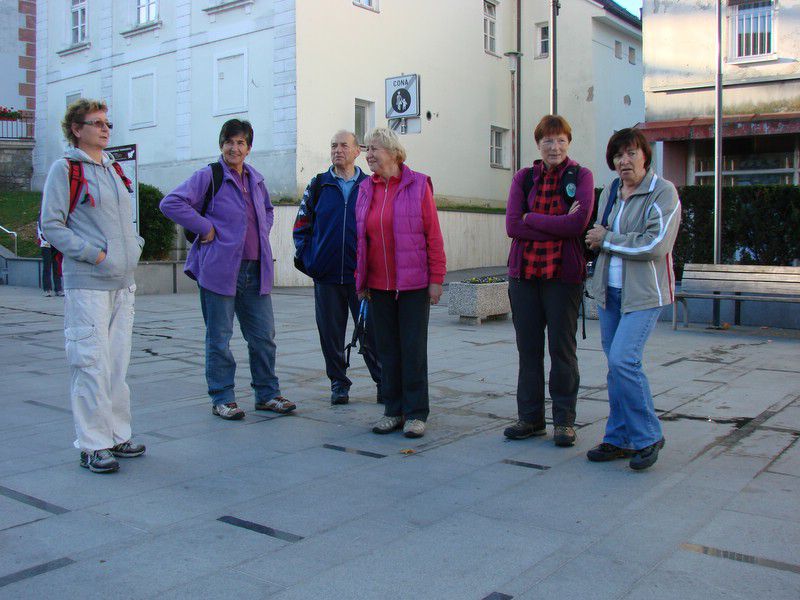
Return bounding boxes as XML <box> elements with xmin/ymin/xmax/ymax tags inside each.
<box><xmin>293</xmin><ymin>173</ymin><xmax>325</xmax><ymax>275</ymax></box>
<box><xmin>184</xmin><ymin>162</ymin><xmax>224</xmax><ymax>243</ymax></box>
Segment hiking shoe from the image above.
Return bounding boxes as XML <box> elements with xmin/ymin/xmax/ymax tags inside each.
<box><xmin>629</xmin><ymin>438</ymin><xmax>666</xmax><ymax>471</ymax></box>
<box><xmin>212</xmin><ymin>402</ymin><xmax>245</xmax><ymax>420</ymax></box>
<box><xmin>331</xmin><ymin>390</ymin><xmax>349</xmax><ymax>405</ymax></box>
<box><xmin>403</xmin><ymin>419</ymin><xmax>426</xmax><ymax>438</ymax></box>
<box><xmin>503</xmin><ymin>420</ymin><xmax>546</xmax><ymax>440</ymax></box>
<box><xmin>255</xmin><ymin>396</ymin><xmax>296</xmax><ymax>414</ymax></box>
<box><xmin>553</xmin><ymin>426</ymin><xmax>577</xmax><ymax>447</ymax></box>
<box><xmin>42</xmin><ymin>290</ymin><xmax>53</xmax><ymax>297</ymax></box>
<box><xmin>587</xmin><ymin>442</ymin><xmax>633</xmax><ymax>462</ymax></box>
<box><xmin>111</xmin><ymin>440</ymin><xmax>146</xmax><ymax>458</ymax></box>
<box><xmin>80</xmin><ymin>449</ymin><xmax>119</xmax><ymax>473</ymax></box>
<box><xmin>372</xmin><ymin>415</ymin><xmax>403</xmax><ymax>434</ymax></box>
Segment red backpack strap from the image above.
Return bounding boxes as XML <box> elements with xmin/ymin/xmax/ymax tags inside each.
<box><xmin>66</xmin><ymin>159</ymin><xmax>94</xmax><ymax>212</ymax></box>
<box><xmin>111</xmin><ymin>161</ymin><xmax>133</xmax><ymax>193</ymax></box>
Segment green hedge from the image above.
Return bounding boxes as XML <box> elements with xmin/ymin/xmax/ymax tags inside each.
<box><xmin>138</xmin><ymin>183</ymin><xmax>174</xmax><ymax>260</ymax></box>
<box><xmin>673</xmin><ymin>185</ymin><xmax>800</xmax><ymax>279</ymax></box>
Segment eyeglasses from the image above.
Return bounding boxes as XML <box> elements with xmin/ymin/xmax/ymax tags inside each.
<box><xmin>79</xmin><ymin>119</ymin><xmax>113</xmax><ymax>130</ymax></box>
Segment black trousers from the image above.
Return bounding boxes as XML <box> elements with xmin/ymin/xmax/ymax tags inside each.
<box><xmin>313</xmin><ymin>281</ymin><xmax>381</xmax><ymax>394</ymax></box>
<box><xmin>508</xmin><ymin>277</ymin><xmax>582</xmax><ymax>427</ymax></box>
<box><xmin>369</xmin><ymin>288</ymin><xmax>430</xmax><ymax>421</ymax></box>
<box><xmin>41</xmin><ymin>246</ymin><xmax>62</xmax><ymax>293</ymax></box>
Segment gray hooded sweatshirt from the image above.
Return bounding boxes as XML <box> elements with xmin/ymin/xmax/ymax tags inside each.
<box><xmin>41</xmin><ymin>147</ymin><xmax>144</xmax><ymax>290</ymax></box>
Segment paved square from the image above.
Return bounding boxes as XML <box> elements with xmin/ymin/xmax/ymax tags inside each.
<box><xmin>1</xmin><ymin>283</ymin><xmax>798</xmax><ymax>599</ymax></box>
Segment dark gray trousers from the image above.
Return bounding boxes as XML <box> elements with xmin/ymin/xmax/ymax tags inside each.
<box><xmin>508</xmin><ymin>277</ymin><xmax>582</xmax><ymax>427</ymax></box>
<box><xmin>369</xmin><ymin>288</ymin><xmax>430</xmax><ymax>422</ymax></box>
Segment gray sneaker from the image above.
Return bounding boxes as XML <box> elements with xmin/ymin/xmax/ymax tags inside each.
<box><xmin>403</xmin><ymin>419</ymin><xmax>426</xmax><ymax>439</ymax></box>
<box><xmin>372</xmin><ymin>415</ymin><xmax>403</xmax><ymax>434</ymax></box>
<box><xmin>80</xmin><ymin>449</ymin><xmax>119</xmax><ymax>473</ymax></box>
<box><xmin>212</xmin><ymin>402</ymin><xmax>245</xmax><ymax>420</ymax></box>
<box><xmin>111</xmin><ymin>440</ymin><xmax>146</xmax><ymax>458</ymax></box>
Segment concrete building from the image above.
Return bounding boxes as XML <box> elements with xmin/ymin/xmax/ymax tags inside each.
<box><xmin>638</xmin><ymin>0</ymin><xmax>800</xmax><ymax>187</ymax></box>
<box><xmin>32</xmin><ymin>0</ymin><xmax>643</xmax><ymax>199</ymax></box>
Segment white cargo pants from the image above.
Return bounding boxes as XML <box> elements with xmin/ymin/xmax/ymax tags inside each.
<box><xmin>63</xmin><ymin>285</ymin><xmax>136</xmax><ymax>451</ymax></box>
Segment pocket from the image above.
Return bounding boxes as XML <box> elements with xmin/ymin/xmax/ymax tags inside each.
<box><xmin>64</xmin><ymin>326</ymin><xmax>98</xmax><ymax>368</ymax></box>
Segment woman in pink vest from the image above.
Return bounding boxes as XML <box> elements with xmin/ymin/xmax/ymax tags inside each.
<box><xmin>356</xmin><ymin>128</ymin><xmax>446</xmax><ymax>439</ymax></box>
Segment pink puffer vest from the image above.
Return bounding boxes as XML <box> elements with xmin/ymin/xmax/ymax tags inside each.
<box><xmin>355</xmin><ymin>165</ymin><xmax>432</xmax><ymax>292</ymax></box>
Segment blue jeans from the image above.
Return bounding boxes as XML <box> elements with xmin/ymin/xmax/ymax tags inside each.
<box><xmin>598</xmin><ymin>287</ymin><xmax>663</xmax><ymax>450</ymax></box>
<box><xmin>199</xmin><ymin>261</ymin><xmax>280</xmax><ymax>406</ymax></box>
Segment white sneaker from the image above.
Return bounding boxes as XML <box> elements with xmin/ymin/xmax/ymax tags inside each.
<box><xmin>42</xmin><ymin>290</ymin><xmax>53</xmax><ymax>297</ymax></box>
<box><xmin>372</xmin><ymin>415</ymin><xmax>403</xmax><ymax>434</ymax></box>
<box><xmin>403</xmin><ymin>419</ymin><xmax>426</xmax><ymax>438</ymax></box>
<box><xmin>212</xmin><ymin>402</ymin><xmax>245</xmax><ymax>420</ymax></box>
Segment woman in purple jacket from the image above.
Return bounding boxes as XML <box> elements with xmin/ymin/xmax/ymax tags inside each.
<box><xmin>504</xmin><ymin>115</ymin><xmax>594</xmax><ymax>447</ymax></box>
<box><xmin>160</xmin><ymin>119</ymin><xmax>295</xmax><ymax>420</ymax></box>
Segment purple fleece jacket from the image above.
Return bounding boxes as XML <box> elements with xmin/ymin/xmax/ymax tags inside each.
<box><xmin>505</xmin><ymin>158</ymin><xmax>595</xmax><ymax>284</ymax></box>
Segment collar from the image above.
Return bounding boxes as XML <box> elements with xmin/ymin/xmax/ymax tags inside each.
<box><xmin>330</xmin><ymin>165</ymin><xmax>361</xmax><ymax>183</ymax></box>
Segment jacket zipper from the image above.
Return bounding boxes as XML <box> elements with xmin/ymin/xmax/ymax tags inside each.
<box><xmin>380</xmin><ymin>181</ymin><xmax>390</xmax><ymax>290</ymax></box>
<box><xmin>341</xmin><ymin>186</ymin><xmax>347</xmax><ymax>285</ymax></box>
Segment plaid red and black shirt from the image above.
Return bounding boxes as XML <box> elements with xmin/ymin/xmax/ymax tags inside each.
<box><xmin>521</xmin><ymin>163</ymin><xmax>567</xmax><ymax>280</ymax></box>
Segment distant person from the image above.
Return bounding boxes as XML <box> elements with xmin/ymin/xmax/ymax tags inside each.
<box><xmin>356</xmin><ymin>128</ymin><xmax>446</xmax><ymax>439</ymax></box>
<box><xmin>585</xmin><ymin>128</ymin><xmax>681</xmax><ymax>470</ymax></box>
<box><xmin>37</xmin><ymin>219</ymin><xmax>63</xmax><ymax>297</ymax></box>
<box><xmin>504</xmin><ymin>115</ymin><xmax>595</xmax><ymax>447</ymax></box>
<box><xmin>41</xmin><ymin>98</ymin><xmax>145</xmax><ymax>473</ymax></box>
<box><xmin>292</xmin><ymin>130</ymin><xmax>381</xmax><ymax>405</ymax></box>
<box><xmin>160</xmin><ymin>119</ymin><xmax>294</xmax><ymax>421</ymax></box>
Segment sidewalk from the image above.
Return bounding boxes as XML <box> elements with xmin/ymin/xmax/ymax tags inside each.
<box><xmin>0</xmin><ymin>284</ymin><xmax>798</xmax><ymax>599</ymax></box>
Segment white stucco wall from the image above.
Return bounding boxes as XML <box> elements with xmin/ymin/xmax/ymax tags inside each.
<box><xmin>33</xmin><ymin>0</ymin><xmax>298</xmax><ymax>196</ymax></box>
<box><xmin>643</xmin><ymin>0</ymin><xmax>800</xmax><ymax>120</ymax></box>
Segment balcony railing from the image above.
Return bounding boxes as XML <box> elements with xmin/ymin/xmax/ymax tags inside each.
<box><xmin>0</xmin><ymin>112</ymin><xmax>34</xmax><ymax>140</ymax></box>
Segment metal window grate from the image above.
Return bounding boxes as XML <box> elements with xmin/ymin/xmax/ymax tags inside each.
<box><xmin>735</xmin><ymin>1</ymin><xmax>773</xmax><ymax>58</ymax></box>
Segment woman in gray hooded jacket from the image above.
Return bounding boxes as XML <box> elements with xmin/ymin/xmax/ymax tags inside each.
<box><xmin>585</xmin><ymin>128</ymin><xmax>681</xmax><ymax>471</ymax></box>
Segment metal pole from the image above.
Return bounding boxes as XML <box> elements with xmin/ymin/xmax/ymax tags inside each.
<box><xmin>550</xmin><ymin>0</ymin><xmax>559</xmax><ymax>114</ymax></box>
<box><xmin>516</xmin><ymin>0</ymin><xmax>522</xmax><ymax>171</ymax></box>
<box><xmin>713</xmin><ymin>0</ymin><xmax>723</xmax><ymax>326</ymax></box>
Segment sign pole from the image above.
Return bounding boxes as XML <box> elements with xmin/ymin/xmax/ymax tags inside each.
<box><xmin>713</xmin><ymin>0</ymin><xmax>723</xmax><ymax>327</ymax></box>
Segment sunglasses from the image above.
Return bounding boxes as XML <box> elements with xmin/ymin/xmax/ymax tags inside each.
<box><xmin>79</xmin><ymin>119</ymin><xmax>114</xmax><ymax>130</ymax></box>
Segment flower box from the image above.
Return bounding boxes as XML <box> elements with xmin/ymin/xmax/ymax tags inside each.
<box><xmin>448</xmin><ymin>276</ymin><xmax>510</xmax><ymax>325</ymax></box>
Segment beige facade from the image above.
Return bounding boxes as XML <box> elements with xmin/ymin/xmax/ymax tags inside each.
<box><xmin>641</xmin><ymin>0</ymin><xmax>800</xmax><ymax>186</ymax></box>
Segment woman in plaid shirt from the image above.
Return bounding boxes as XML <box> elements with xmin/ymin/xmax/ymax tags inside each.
<box><xmin>504</xmin><ymin>115</ymin><xmax>595</xmax><ymax>447</ymax></box>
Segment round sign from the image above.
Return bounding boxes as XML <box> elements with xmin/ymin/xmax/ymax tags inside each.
<box><xmin>391</xmin><ymin>89</ymin><xmax>412</xmax><ymax>114</ymax></box>
<box><xmin>565</xmin><ymin>182</ymin><xmax>577</xmax><ymax>198</ymax></box>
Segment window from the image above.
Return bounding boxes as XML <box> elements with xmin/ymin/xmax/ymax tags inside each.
<box><xmin>354</xmin><ymin>99</ymin><xmax>374</xmax><ymax>146</ymax></box>
<box><xmin>614</xmin><ymin>40</ymin><xmax>622</xmax><ymax>59</ymax></box>
<box><xmin>213</xmin><ymin>50</ymin><xmax>248</xmax><ymax>116</ymax></box>
<box><xmin>628</xmin><ymin>46</ymin><xmax>636</xmax><ymax>65</ymax></box>
<box><xmin>484</xmin><ymin>1</ymin><xmax>497</xmax><ymax>54</ymax></box>
<box><xmin>71</xmin><ymin>0</ymin><xmax>87</xmax><ymax>45</ymax></box>
<box><xmin>730</xmin><ymin>1</ymin><xmax>774</xmax><ymax>59</ymax></box>
<box><xmin>130</xmin><ymin>73</ymin><xmax>156</xmax><ymax>128</ymax></box>
<box><xmin>691</xmin><ymin>135</ymin><xmax>797</xmax><ymax>186</ymax></box>
<box><xmin>353</xmin><ymin>0</ymin><xmax>378</xmax><ymax>9</ymax></box>
<box><xmin>65</xmin><ymin>92</ymin><xmax>82</xmax><ymax>107</ymax></box>
<box><xmin>137</xmin><ymin>0</ymin><xmax>158</xmax><ymax>25</ymax></box>
<box><xmin>490</xmin><ymin>127</ymin><xmax>507</xmax><ymax>168</ymax></box>
<box><xmin>535</xmin><ymin>22</ymin><xmax>549</xmax><ymax>58</ymax></box>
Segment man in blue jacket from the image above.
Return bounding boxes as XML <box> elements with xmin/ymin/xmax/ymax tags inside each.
<box><xmin>293</xmin><ymin>130</ymin><xmax>381</xmax><ymax>405</ymax></box>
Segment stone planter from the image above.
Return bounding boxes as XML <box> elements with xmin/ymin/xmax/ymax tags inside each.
<box><xmin>448</xmin><ymin>280</ymin><xmax>510</xmax><ymax>325</ymax></box>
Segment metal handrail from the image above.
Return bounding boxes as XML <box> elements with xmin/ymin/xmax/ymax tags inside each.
<box><xmin>0</xmin><ymin>224</ymin><xmax>18</xmax><ymax>256</ymax></box>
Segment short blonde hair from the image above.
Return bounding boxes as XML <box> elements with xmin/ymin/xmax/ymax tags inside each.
<box><xmin>62</xmin><ymin>98</ymin><xmax>108</xmax><ymax>146</ymax></box>
<box><xmin>364</xmin><ymin>127</ymin><xmax>406</xmax><ymax>164</ymax></box>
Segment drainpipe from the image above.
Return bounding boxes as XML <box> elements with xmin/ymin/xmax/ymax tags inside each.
<box><xmin>516</xmin><ymin>0</ymin><xmax>522</xmax><ymax>171</ymax></box>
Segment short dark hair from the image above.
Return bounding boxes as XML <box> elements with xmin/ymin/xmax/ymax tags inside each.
<box><xmin>219</xmin><ymin>119</ymin><xmax>254</xmax><ymax>148</ymax></box>
<box><xmin>534</xmin><ymin>115</ymin><xmax>572</xmax><ymax>144</ymax></box>
<box><xmin>605</xmin><ymin>128</ymin><xmax>652</xmax><ymax>170</ymax></box>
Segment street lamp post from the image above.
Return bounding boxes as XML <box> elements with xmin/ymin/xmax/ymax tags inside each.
<box><xmin>713</xmin><ymin>0</ymin><xmax>724</xmax><ymax>326</ymax></box>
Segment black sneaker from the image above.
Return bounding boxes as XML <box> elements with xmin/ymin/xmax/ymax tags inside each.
<box><xmin>111</xmin><ymin>440</ymin><xmax>146</xmax><ymax>458</ymax></box>
<box><xmin>587</xmin><ymin>442</ymin><xmax>633</xmax><ymax>462</ymax></box>
<box><xmin>629</xmin><ymin>438</ymin><xmax>666</xmax><ymax>471</ymax></box>
<box><xmin>80</xmin><ymin>449</ymin><xmax>119</xmax><ymax>473</ymax></box>
<box><xmin>553</xmin><ymin>426</ymin><xmax>577</xmax><ymax>447</ymax></box>
<box><xmin>331</xmin><ymin>390</ymin><xmax>349</xmax><ymax>405</ymax></box>
<box><xmin>503</xmin><ymin>420</ymin><xmax>546</xmax><ymax>440</ymax></box>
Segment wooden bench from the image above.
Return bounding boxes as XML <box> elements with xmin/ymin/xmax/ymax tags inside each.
<box><xmin>673</xmin><ymin>263</ymin><xmax>800</xmax><ymax>329</ymax></box>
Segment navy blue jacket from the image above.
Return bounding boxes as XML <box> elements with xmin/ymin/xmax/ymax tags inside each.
<box><xmin>292</xmin><ymin>168</ymin><xmax>367</xmax><ymax>284</ymax></box>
